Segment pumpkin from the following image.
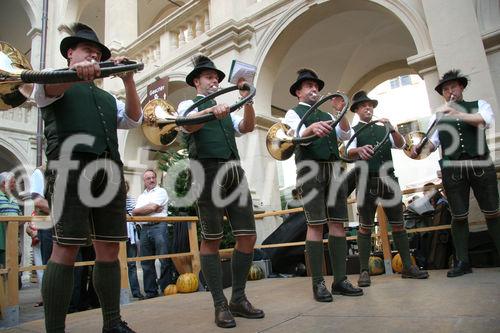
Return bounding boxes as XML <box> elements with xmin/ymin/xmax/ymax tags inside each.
<box><xmin>247</xmin><ymin>263</ymin><xmax>264</xmax><ymax>281</ymax></box>
<box><xmin>391</xmin><ymin>253</ymin><xmax>416</xmax><ymax>273</ymax></box>
<box><xmin>176</xmin><ymin>273</ymin><xmax>199</xmax><ymax>293</ymax></box>
<box><xmin>163</xmin><ymin>284</ymin><xmax>177</xmax><ymax>296</ymax></box>
<box><xmin>368</xmin><ymin>256</ymin><xmax>385</xmax><ymax>275</ymax></box>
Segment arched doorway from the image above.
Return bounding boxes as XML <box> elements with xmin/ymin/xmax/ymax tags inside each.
<box><xmin>254</xmin><ymin>0</ymin><xmax>435</xmax><ymax>189</ymax></box>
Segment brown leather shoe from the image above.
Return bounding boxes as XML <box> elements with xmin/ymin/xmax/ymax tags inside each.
<box><xmin>215</xmin><ymin>303</ymin><xmax>236</xmax><ymax>328</ymax></box>
<box><xmin>229</xmin><ymin>298</ymin><xmax>265</xmax><ymax>319</ymax></box>
<box><xmin>402</xmin><ymin>265</ymin><xmax>429</xmax><ymax>279</ymax></box>
<box><xmin>357</xmin><ymin>270</ymin><xmax>371</xmax><ymax>287</ymax></box>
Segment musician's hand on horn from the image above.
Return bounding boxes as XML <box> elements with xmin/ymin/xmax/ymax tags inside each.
<box><xmin>357</xmin><ymin>145</ymin><xmax>374</xmax><ymax>160</ymax></box>
<box><xmin>309</xmin><ymin>121</ymin><xmax>332</xmax><ymax>137</ymax></box>
<box><xmin>71</xmin><ymin>58</ymin><xmax>101</xmax><ymax>81</ymax></box>
<box><xmin>237</xmin><ymin>78</ymin><xmax>250</xmax><ymax>97</ymax></box>
<box><xmin>112</xmin><ymin>56</ymin><xmax>134</xmax><ymax>82</ymax></box>
<box><xmin>379</xmin><ymin>118</ymin><xmax>395</xmax><ymax>131</ymax></box>
<box><xmin>331</xmin><ymin>93</ymin><xmax>346</xmax><ymax>112</ymax></box>
<box><xmin>211</xmin><ymin>103</ymin><xmax>230</xmax><ymax>119</ymax></box>
<box><xmin>410</xmin><ymin>143</ymin><xmax>421</xmax><ymax>159</ymax></box>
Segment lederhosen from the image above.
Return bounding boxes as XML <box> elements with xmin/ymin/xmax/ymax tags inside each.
<box><xmin>293</xmin><ymin>104</ymin><xmax>348</xmax><ymax>225</ymax></box>
<box><xmin>437</xmin><ymin>100</ymin><xmax>499</xmax><ymax>220</ymax></box>
<box><xmin>352</xmin><ymin>122</ymin><xmax>403</xmax><ymax>228</ymax></box>
<box><xmin>42</xmin><ymin>83</ymin><xmax>127</xmax><ymax>246</ymax></box>
<box><xmin>185</xmin><ymin>97</ymin><xmax>256</xmax><ymax>240</ymax></box>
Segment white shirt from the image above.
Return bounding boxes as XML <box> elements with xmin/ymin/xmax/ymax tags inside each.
<box><xmin>283</xmin><ymin>102</ymin><xmax>352</xmax><ymax>142</ymax></box>
<box><xmin>177</xmin><ymin>95</ymin><xmax>243</xmax><ymax>136</ymax></box>
<box><xmin>346</xmin><ymin>120</ymin><xmax>405</xmax><ymax>153</ymax></box>
<box><xmin>33</xmin><ymin>80</ymin><xmax>142</xmax><ymax>129</ymax></box>
<box><xmin>30</xmin><ymin>168</ymin><xmax>45</xmax><ymax>198</ymax></box>
<box><xmin>134</xmin><ymin>186</ymin><xmax>168</xmax><ymax>224</ymax></box>
<box><xmin>429</xmin><ymin>99</ymin><xmax>494</xmax><ymax>148</ymax></box>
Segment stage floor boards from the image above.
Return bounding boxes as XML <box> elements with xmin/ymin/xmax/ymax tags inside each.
<box><xmin>4</xmin><ymin>268</ymin><xmax>500</xmax><ymax>333</ymax></box>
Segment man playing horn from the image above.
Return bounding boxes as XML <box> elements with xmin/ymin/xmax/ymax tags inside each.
<box><xmin>347</xmin><ymin>91</ymin><xmax>428</xmax><ymax>287</ymax></box>
<box><xmin>283</xmin><ymin>68</ymin><xmax>362</xmax><ymax>302</ymax></box>
<box><xmin>177</xmin><ymin>55</ymin><xmax>264</xmax><ymax>328</ymax></box>
<box><xmin>32</xmin><ymin>23</ymin><xmax>141</xmax><ymax>333</ymax></box>
<box><xmin>412</xmin><ymin>69</ymin><xmax>500</xmax><ymax>277</ymax></box>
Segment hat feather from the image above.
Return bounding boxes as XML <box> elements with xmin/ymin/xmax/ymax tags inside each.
<box><xmin>192</xmin><ymin>54</ymin><xmax>211</xmax><ymax>67</ymax></box>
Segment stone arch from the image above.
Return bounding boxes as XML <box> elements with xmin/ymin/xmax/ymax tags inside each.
<box><xmin>253</xmin><ymin>0</ymin><xmax>432</xmax><ymax>118</ymax></box>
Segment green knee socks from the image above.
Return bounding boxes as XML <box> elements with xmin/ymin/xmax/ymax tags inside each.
<box><xmin>93</xmin><ymin>260</ymin><xmax>122</xmax><ymax>330</ymax></box>
<box><xmin>328</xmin><ymin>235</ymin><xmax>347</xmax><ymax>282</ymax></box>
<box><xmin>357</xmin><ymin>232</ymin><xmax>372</xmax><ymax>272</ymax></box>
<box><xmin>200</xmin><ymin>253</ymin><xmax>227</xmax><ymax>306</ymax></box>
<box><xmin>392</xmin><ymin>231</ymin><xmax>412</xmax><ymax>270</ymax></box>
<box><xmin>231</xmin><ymin>250</ymin><xmax>253</xmax><ymax>303</ymax></box>
<box><xmin>305</xmin><ymin>240</ymin><xmax>324</xmax><ymax>285</ymax></box>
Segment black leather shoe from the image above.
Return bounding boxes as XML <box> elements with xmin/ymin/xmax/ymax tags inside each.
<box><xmin>447</xmin><ymin>260</ymin><xmax>472</xmax><ymax>278</ymax></box>
<box><xmin>102</xmin><ymin>320</ymin><xmax>136</xmax><ymax>333</ymax></box>
<box><xmin>332</xmin><ymin>279</ymin><xmax>364</xmax><ymax>296</ymax></box>
<box><xmin>229</xmin><ymin>298</ymin><xmax>265</xmax><ymax>319</ymax></box>
<box><xmin>357</xmin><ymin>270</ymin><xmax>371</xmax><ymax>287</ymax></box>
<box><xmin>132</xmin><ymin>293</ymin><xmax>145</xmax><ymax>300</ymax></box>
<box><xmin>312</xmin><ymin>280</ymin><xmax>333</xmax><ymax>302</ymax></box>
<box><xmin>144</xmin><ymin>293</ymin><xmax>158</xmax><ymax>299</ymax></box>
<box><xmin>215</xmin><ymin>302</ymin><xmax>236</xmax><ymax>328</ymax></box>
<box><xmin>402</xmin><ymin>265</ymin><xmax>429</xmax><ymax>279</ymax></box>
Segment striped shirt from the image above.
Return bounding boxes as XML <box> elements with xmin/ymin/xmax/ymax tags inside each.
<box><xmin>126</xmin><ymin>195</ymin><xmax>138</xmax><ymax>244</ymax></box>
<box><xmin>0</xmin><ymin>190</ymin><xmax>21</xmax><ymax>251</ymax></box>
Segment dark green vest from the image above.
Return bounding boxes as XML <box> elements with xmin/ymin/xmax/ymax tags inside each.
<box><xmin>41</xmin><ymin>83</ymin><xmax>121</xmax><ymax>162</ymax></box>
<box><xmin>293</xmin><ymin>104</ymin><xmax>339</xmax><ymax>163</ymax></box>
<box><xmin>438</xmin><ymin>100</ymin><xmax>489</xmax><ymax>160</ymax></box>
<box><xmin>184</xmin><ymin>96</ymin><xmax>239</xmax><ymax>160</ymax></box>
<box><xmin>353</xmin><ymin>122</ymin><xmax>393</xmax><ymax>173</ymax></box>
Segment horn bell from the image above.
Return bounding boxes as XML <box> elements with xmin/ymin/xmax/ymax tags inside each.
<box><xmin>266</xmin><ymin>122</ymin><xmax>295</xmax><ymax>161</ymax></box>
<box><xmin>403</xmin><ymin>131</ymin><xmax>433</xmax><ymax>160</ymax></box>
<box><xmin>0</xmin><ymin>41</ymin><xmax>34</xmax><ymax>110</ymax></box>
<box><xmin>142</xmin><ymin>98</ymin><xmax>178</xmax><ymax>146</ymax></box>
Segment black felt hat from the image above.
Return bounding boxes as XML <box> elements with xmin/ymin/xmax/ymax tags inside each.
<box><xmin>434</xmin><ymin>69</ymin><xmax>468</xmax><ymax>95</ymax></box>
<box><xmin>60</xmin><ymin>23</ymin><xmax>111</xmax><ymax>61</ymax></box>
<box><xmin>350</xmin><ymin>90</ymin><xmax>378</xmax><ymax>112</ymax></box>
<box><xmin>186</xmin><ymin>55</ymin><xmax>225</xmax><ymax>87</ymax></box>
<box><xmin>289</xmin><ymin>68</ymin><xmax>325</xmax><ymax>97</ymax></box>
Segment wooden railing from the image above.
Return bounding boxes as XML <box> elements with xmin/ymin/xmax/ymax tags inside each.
<box><xmin>0</xmin><ymin>183</ymin><xmax>482</xmax><ymax>325</ymax></box>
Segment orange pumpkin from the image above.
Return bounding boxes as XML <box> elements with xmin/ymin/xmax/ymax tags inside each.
<box><xmin>176</xmin><ymin>273</ymin><xmax>199</xmax><ymax>293</ymax></box>
<box><xmin>247</xmin><ymin>264</ymin><xmax>264</xmax><ymax>281</ymax></box>
<box><xmin>391</xmin><ymin>253</ymin><xmax>416</xmax><ymax>273</ymax></box>
<box><xmin>163</xmin><ymin>284</ymin><xmax>177</xmax><ymax>296</ymax></box>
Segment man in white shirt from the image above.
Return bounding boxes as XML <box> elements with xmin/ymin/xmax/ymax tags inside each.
<box><xmin>283</xmin><ymin>68</ymin><xmax>362</xmax><ymax>302</ymax></box>
<box><xmin>412</xmin><ymin>69</ymin><xmax>500</xmax><ymax>277</ymax></box>
<box><xmin>132</xmin><ymin>169</ymin><xmax>173</xmax><ymax>298</ymax></box>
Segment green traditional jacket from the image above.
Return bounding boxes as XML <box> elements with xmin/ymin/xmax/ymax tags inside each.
<box><xmin>41</xmin><ymin>83</ymin><xmax>121</xmax><ymax>163</ymax></box>
<box><xmin>352</xmin><ymin>122</ymin><xmax>393</xmax><ymax>174</ymax></box>
<box><xmin>184</xmin><ymin>96</ymin><xmax>239</xmax><ymax>160</ymax></box>
<box><xmin>437</xmin><ymin>100</ymin><xmax>489</xmax><ymax>160</ymax></box>
<box><xmin>292</xmin><ymin>104</ymin><xmax>339</xmax><ymax>163</ymax></box>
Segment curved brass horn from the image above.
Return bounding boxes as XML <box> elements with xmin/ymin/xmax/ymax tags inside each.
<box><xmin>0</xmin><ymin>41</ymin><xmax>144</xmax><ymax>111</ymax></box>
<box><xmin>402</xmin><ymin>131</ymin><xmax>433</xmax><ymax>160</ymax></box>
<box><xmin>141</xmin><ymin>83</ymin><xmax>256</xmax><ymax>147</ymax></box>
<box><xmin>266</xmin><ymin>122</ymin><xmax>295</xmax><ymax>160</ymax></box>
<box><xmin>142</xmin><ymin>99</ymin><xmax>178</xmax><ymax>146</ymax></box>
<box><xmin>0</xmin><ymin>42</ymin><xmax>34</xmax><ymax>110</ymax></box>
<box><xmin>266</xmin><ymin>92</ymin><xmax>349</xmax><ymax>161</ymax></box>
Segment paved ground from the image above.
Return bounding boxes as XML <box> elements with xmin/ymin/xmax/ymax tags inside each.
<box><xmin>2</xmin><ymin>268</ymin><xmax>500</xmax><ymax>332</ymax></box>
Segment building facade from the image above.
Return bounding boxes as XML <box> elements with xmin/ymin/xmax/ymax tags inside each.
<box><xmin>1</xmin><ymin>0</ymin><xmax>500</xmax><ymax>242</ymax></box>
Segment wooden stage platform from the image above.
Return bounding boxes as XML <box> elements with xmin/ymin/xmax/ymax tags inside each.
<box><xmin>4</xmin><ymin>268</ymin><xmax>500</xmax><ymax>333</ymax></box>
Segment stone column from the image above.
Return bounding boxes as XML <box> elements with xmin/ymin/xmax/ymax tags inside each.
<box><xmin>105</xmin><ymin>0</ymin><xmax>138</xmax><ymax>50</ymax></box>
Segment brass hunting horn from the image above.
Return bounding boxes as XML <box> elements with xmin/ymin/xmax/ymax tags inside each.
<box><xmin>266</xmin><ymin>92</ymin><xmax>349</xmax><ymax>160</ymax></box>
<box><xmin>142</xmin><ymin>82</ymin><xmax>256</xmax><ymax>146</ymax></box>
<box><xmin>0</xmin><ymin>41</ymin><xmax>144</xmax><ymax>110</ymax></box>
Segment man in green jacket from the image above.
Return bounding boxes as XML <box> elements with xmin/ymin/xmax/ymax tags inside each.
<box><xmin>177</xmin><ymin>55</ymin><xmax>264</xmax><ymax>328</ymax></box>
<box><xmin>283</xmin><ymin>69</ymin><xmax>363</xmax><ymax>302</ymax></box>
<box><xmin>347</xmin><ymin>91</ymin><xmax>428</xmax><ymax>287</ymax></box>
<box><xmin>412</xmin><ymin>69</ymin><xmax>500</xmax><ymax>277</ymax></box>
<box><xmin>33</xmin><ymin>23</ymin><xmax>141</xmax><ymax>333</ymax></box>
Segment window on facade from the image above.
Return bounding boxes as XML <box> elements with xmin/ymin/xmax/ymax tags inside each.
<box><xmin>401</xmin><ymin>75</ymin><xmax>412</xmax><ymax>86</ymax></box>
<box><xmin>390</xmin><ymin>78</ymin><xmax>400</xmax><ymax>89</ymax></box>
